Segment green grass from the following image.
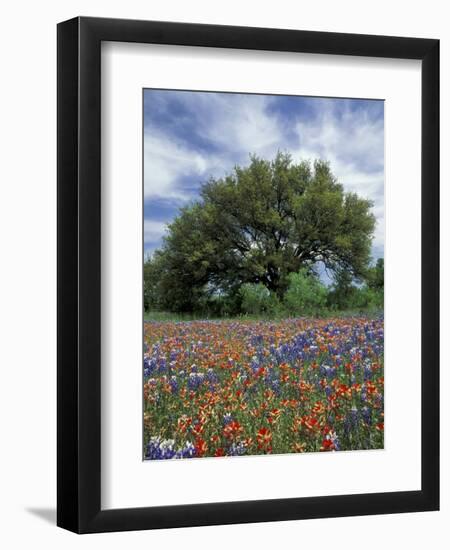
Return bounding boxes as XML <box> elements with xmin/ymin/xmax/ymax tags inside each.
<box><xmin>144</xmin><ymin>310</ymin><xmax>209</xmax><ymax>322</ymax></box>
<box><xmin>143</xmin><ymin>308</ymin><xmax>383</xmax><ymax>322</ymax></box>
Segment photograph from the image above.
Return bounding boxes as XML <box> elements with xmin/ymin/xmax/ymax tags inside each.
<box><xmin>143</xmin><ymin>89</ymin><xmax>385</xmax><ymax>460</ymax></box>
<box><xmin>0</xmin><ymin>0</ymin><xmax>442</xmax><ymax>542</ymax></box>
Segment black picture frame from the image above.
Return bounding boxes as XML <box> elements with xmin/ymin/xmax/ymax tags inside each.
<box><xmin>57</xmin><ymin>16</ymin><xmax>439</xmax><ymax>533</ymax></box>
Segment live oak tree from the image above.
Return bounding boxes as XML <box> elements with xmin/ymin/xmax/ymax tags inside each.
<box><xmin>146</xmin><ymin>152</ymin><xmax>376</xmax><ymax>312</ymax></box>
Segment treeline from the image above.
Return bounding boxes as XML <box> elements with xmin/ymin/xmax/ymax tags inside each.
<box><xmin>144</xmin><ymin>259</ymin><xmax>384</xmax><ymax>318</ymax></box>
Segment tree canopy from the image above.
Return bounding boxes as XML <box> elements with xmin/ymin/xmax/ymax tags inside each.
<box><xmin>145</xmin><ymin>152</ymin><xmax>376</xmax><ymax>313</ymax></box>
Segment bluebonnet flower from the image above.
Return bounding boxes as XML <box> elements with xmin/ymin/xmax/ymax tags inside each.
<box><xmin>158</xmin><ymin>358</ymin><xmax>168</xmax><ymax>373</ymax></box>
<box><xmin>250</xmin><ymin>334</ymin><xmax>264</xmax><ymax>346</ymax></box>
<box><xmin>145</xmin><ymin>437</ymin><xmax>177</xmax><ymax>460</ymax></box>
<box><xmin>331</xmin><ymin>432</ymin><xmax>341</xmax><ymax>451</ymax></box>
<box><xmin>320</xmin><ymin>364</ymin><xmax>337</xmax><ymax>380</ymax></box>
<box><xmin>169</xmin><ymin>375</ymin><xmax>178</xmax><ymax>394</ymax></box>
<box><xmin>206</xmin><ymin>368</ymin><xmax>219</xmax><ymax>384</ymax></box>
<box><xmin>176</xmin><ymin>442</ymin><xmax>196</xmax><ymax>459</ymax></box>
<box><xmin>270</xmin><ymin>378</ymin><xmax>281</xmax><ymax>396</ymax></box>
<box><xmin>228</xmin><ymin>442</ymin><xmax>247</xmax><ymax>456</ymax></box>
<box><xmin>361</xmin><ymin>406</ymin><xmax>372</xmax><ymax>426</ymax></box>
<box><xmin>374</xmin><ymin>392</ymin><xmax>384</xmax><ymax>408</ymax></box>
<box><xmin>187</xmin><ymin>371</ymin><xmax>205</xmax><ymax>391</ymax></box>
<box><xmin>223</xmin><ymin>413</ymin><xmax>233</xmax><ymax>425</ymax></box>
<box><xmin>321</xmin><ymin>430</ymin><xmax>341</xmax><ymax>451</ymax></box>
<box><xmin>360</xmin><ymin>384</ymin><xmax>368</xmax><ymax>402</ymax></box>
<box><xmin>349</xmin><ymin>407</ymin><xmax>359</xmax><ymax>428</ymax></box>
<box><xmin>363</xmin><ymin>361</ymin><xmax>373</xmax><ymax>381</ymax></box>
<box><xmin>143</xmin><ymin>356</ymin><xmax>157</xmax><ymax>378</ymax></box>
<box><xmin>344</xmin><ymin>407</ymin><xmax>359</xmax><ymax>436</ymax></box>
<box><xmin>250</xmin><ymin>357</ymin><xmax>262</xmax><ymax>374</ymax></box>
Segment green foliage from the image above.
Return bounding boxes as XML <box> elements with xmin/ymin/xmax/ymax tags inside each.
<box><xmin>144</xmin><ymin>152</ymin><xmax>377</xmax><ymax>314</ymax></box>
<box><xmin>284</xmin><ymin>269</ymin><xmax>327</xmax><ymax>315</ymax></box>
<box><xmin>239</xmin><ymin>283</ymin><xmax>281</xmax><ymax>315</ymax></box>
<box><xmin>143</xmin><ymin>252</ymin><xmax>164</xmax><ymax>311</ymax></box>
<box><xmin>353</xmin><ymin>286</ymin><xmax>383</xmax><ymax>309</ymax></box>
<box><xmin>327</xmin><ymin>259</ymin><xmax>384</xmax><ymax>312</ymax></box>
<box><xmin>327</xmin><ymin>269</ymin><xmax>358</xmax><ymax>310</ymax></box>
<box><xmin>366</xmin><ymin>258</ymin><xmax>384</xmax><ymax>291</ymax></box>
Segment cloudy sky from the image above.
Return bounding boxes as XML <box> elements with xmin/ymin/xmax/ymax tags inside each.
<box><xmin>143</xmin><ymin>89</ymin><xmax>384</xmax><ymax>264</ymax></box>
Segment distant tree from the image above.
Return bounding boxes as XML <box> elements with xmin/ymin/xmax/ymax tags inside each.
<box><xmin>143</xmin><ymin>252</ymin><xmax>162</xmax><ymax>311</ymax></box>
<box><xmin>327</xmin><ymin>268</ymin><xmax>358</xmax><ymax>310</ymax></box>
<box><xmin>327</xmin><ymin>258</ymin><xmax>384</xmax><ymax>311</ymax></box>
<box><xmin>145</xmin><ymin>152</ymin><xmax>376</xmax><ymax>312</ymax></box>
<box><xmin>364</xmin><ymin>257</ymin><xmax>384</xmax><ymax>309</ymax></box>
<box><xmin>366</xmin><ymin>258</ymin><xmax>384</xmax><ymax>291</ymax></box>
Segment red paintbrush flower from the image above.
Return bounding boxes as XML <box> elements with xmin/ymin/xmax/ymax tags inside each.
<box><xmin>312</xmin><ymin>401</ymin><xmax>325</xmax><ymax>415</ymax></box>
<box><xmin>268</xmin><ymin>408</ymin><xmax>282</xmax><ymax>424</ymax></box>
<box><xmin>301</xmin><ymin>415</ymin><xmax>321</xmax><ymax>432</ymax></box>
<box><xmin>223</xmin><ymin>420</ymin><xmax>243</xmax><ymax>439</ymax></box>
<box><xmin>256</xmin><ymin>427</ymin><xmax>272</xmax><ymax>449</ymax></box>
<box><xmin>195</xmin><ymin>438</ymin><xmax>208</xmax><ymax>457</ymax></box>
<box><xmin>191</xmin><ymin>422</ymin><xmax>204</xmax><ymax>437</ymax></box>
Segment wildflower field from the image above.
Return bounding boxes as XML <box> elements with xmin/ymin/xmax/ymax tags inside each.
<box><xmin>143</xmin><ymin>317</ymin><xmax>384</xmax><ymax>460</ymax></box>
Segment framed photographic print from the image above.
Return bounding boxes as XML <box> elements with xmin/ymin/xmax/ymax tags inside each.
<box><xmin>57</xmin><ymin>17</ymin><xmax>439</xmax><ymax>533</ymax></box>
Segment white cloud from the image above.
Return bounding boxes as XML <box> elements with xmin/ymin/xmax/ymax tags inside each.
<box><xmin>144</xmin><ymin>93</ymin><xmax>285</xmax><ymax>208</ymax></box>
<box><xmin>144</xmin><ymin>219</ymin><xmax>168</xmax><ymax>246</ymax></box>
<box><xmin>144</xmin><ymin>131</ymin><xmax>210</xmax><ymax>202</ymax></box>
<box><xmin>144</xmin><ymin>92</ymin><xmax>384</xmax><ymax>258</ymax></box>
<box><xmin>292</xmin><ymin>101</ymin><xmax>384</xmax><ymax>257</ymax></box>
<box><xmin>171</xmin><ymin>92</ymin><xmax>283</xmax><ymax>155</ymax></box>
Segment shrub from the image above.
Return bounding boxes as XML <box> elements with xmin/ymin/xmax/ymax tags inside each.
<box><xmin>352</xmin><ymin>286</ymin><xmax>383</xmax><ymax>310</ymax></box>
<box><xmin>239</xmin><ymin>283</ymin><xmax>280</xmax><ymax>315</ymax></box>
<box><xmin>284</xmin><ymin>269</ymin><xmax>327</xmax><ymax>316</ymax></box>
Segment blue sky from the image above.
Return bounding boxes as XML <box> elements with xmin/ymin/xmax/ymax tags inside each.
<box><xmin>143</xmin><ymin>90</ymin><xmax>384</xmax><ymax>266</ymax></box>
